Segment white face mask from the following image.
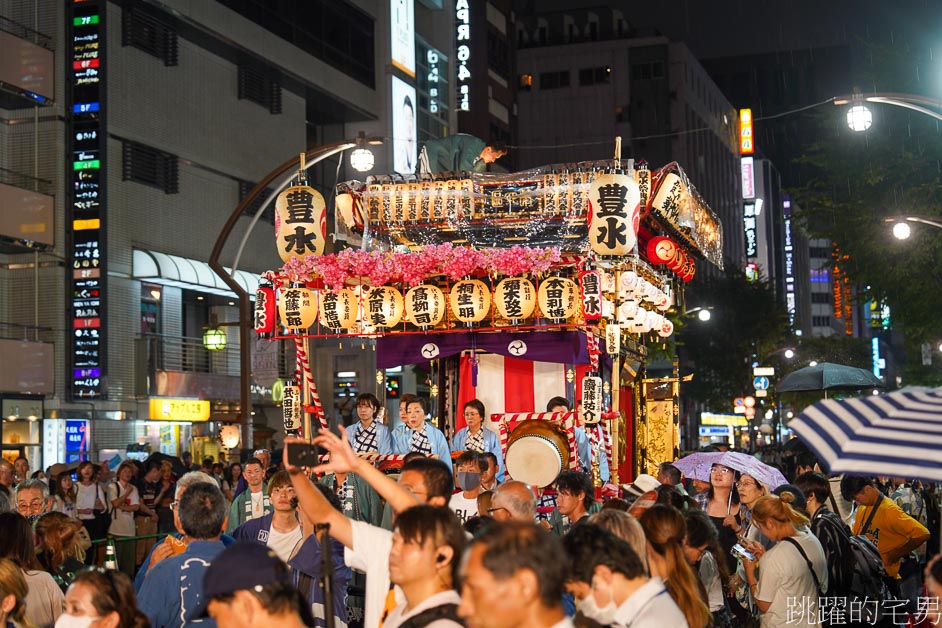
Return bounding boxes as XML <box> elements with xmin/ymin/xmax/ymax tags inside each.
<box><xmin>576</xmin><ymin>578</ymin><xmax>617</xmax><ymax>624</ymax></box>
<box><xmin>55</xmin><ymin>613</ymin><xmax>99</xmax><ymax>628</ymax></box>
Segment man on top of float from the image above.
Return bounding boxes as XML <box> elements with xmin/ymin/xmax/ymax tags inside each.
<box><xmin>417</xmin><ymin>134</ymin><xmax>507</xmax><ymax>174</ymax></box>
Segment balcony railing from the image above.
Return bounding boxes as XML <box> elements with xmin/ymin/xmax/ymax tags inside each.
<box><xmin>138</xmin><ymin>333</ymin><xmax>241</xmax><ymax>376</ymax></box>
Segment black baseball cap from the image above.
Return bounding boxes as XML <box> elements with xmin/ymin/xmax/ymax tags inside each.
<box><xmin>193</xmin><ymin>541</ymin><xmax>312</xmax><ymax>624</ymax></box>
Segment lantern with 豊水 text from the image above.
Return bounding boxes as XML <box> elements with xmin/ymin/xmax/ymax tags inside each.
<box><xmin>254</xmin><ymin>282</ymin><xmax>276</xmax><ymax>337</ymax></box>
<box><xmin>579</xmin><ymin>270</ymin><xmax>602</xmax><ymax>322</ymax></box>
<box><xmin>319</xmin><ymin>289</ymin><xmax>358</xmax><ymax>330</ymax></box>
<box><xmin>449</xmin><ymin>279</ymin><xmax>491</xmax><ymax>323</ymax></box>
<box><xmin>276</xmin><ymin>182</ymin><xmax>326</xmax><ymax>263</ymax></box>
<box><xmin>538</xmin><ymin>277</ymin><xmax>579</xmax><ymax>321</ymax></box>
<box><xmin>494</xmin><ymin>277</ymin><xmax>536</xmax><ymax>320</ymax></box>
<box><xmin>587</xmin><ymin>170</ymin><xmax>640</xmax><ymax>256</ymax></box>
<box><xmin>282</xmin><ymin>385</ymin><xmax>302</xmax><ymax>434</ymax></box>
<box><xmin>365</xmin><ymin>286</ymin><xmax>404</xmax><ymax>329</ymax></box>
<box><xmin>278</xmin><ymin>287</ymin><xmax>318</xmax><ymax>330</ymax></box>
<box><xmin>405</xmin><ymin>284</ymin><xmax>446</xmax><ymax>328</ymax></box>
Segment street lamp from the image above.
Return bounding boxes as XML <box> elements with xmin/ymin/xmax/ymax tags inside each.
<box><xmin>684</xmin><ymin>306</ymin><xmax>713</xmax><ymax>322</ymax></box>
<box><xmin>834</xmin><ymin>89</ymin><xmax>942</xmax><ymax>131</ymax></box>
<box><xmin>885</xmin><ymin>215</ymin><xmax>942</xmax><ymax>240</ymax></box>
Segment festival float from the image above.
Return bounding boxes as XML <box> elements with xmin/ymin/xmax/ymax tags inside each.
<box><xmin>256</xmin><ymin>139</ymin><xmax>723</xmax><ymax>486</ymax></box>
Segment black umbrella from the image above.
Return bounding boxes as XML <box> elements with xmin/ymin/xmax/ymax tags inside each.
<box><xmin>146</xmin><ymin>452</ymin><xmax>187</xmax><ymax>478</ymax></box>
<box><xmin>776</xmin><ymin>362</ymin><xmax>885</xmax><ymax>398</ymax></box>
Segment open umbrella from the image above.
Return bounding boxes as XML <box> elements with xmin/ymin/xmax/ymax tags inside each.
<box><xmin>790</xmin><ymin>387</ymin><xmax>942</xmax><ymax>483</ymax></box>
<box><xmin>673</xmin><ymin>451</ymin><xmax>722</xmax><ymax>483</ymax></box>
<box><xmin>776</xmin><ymin>362</ymin><xmax>885</xmax><ymax>398</ymax></box>
<box><xmin>145</xmin><ymin>452</ymin><xmax>187</xmax><ymax>478</ymax></box>
<box><xmin>673</xmin><ymin>451</ymin><xmax>788</xmax><ymax>489</ymax></box>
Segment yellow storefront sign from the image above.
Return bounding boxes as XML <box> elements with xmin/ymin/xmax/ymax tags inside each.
<box><xmin>700</xmin><ymin>412</ymin><xmax>748</xmax><ymax>427</ymax></box>
<box><xmin>149</xmin><ymin>398</ymin><xmax>210</xmax><ymax>422</ymax></box>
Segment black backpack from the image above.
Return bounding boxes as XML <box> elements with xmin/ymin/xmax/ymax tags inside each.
<box><xmin>398</xmin><ymin>603</ymin><xmax>464</xmax><ymax>628</ymax></box>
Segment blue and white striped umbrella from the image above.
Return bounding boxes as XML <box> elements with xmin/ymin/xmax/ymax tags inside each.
<box><xmin>790</xmin><ymin>387</ymin><xmax>942</xmax><ymax>482</ymax></box>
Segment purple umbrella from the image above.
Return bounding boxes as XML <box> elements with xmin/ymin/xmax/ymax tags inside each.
<box><xmin>716</xmin><ymin>451</ymin><xmax>788</xmax><ymax>490</ymax></box>
<box><xmin>673</xmin><ymin>452</ymin><xmax>723</xmax><ymax>483</ymax></box>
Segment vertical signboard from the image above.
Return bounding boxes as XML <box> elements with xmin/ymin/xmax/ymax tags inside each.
<box><xmin>783</xmin><ymin>196</ymin><xmax>796</xmax><ymax>326</ymax></box>
<box><xmin>68</xmin><ymin>0</ymin><xmax>106</xmax><ymax>399</ymax></box>
<box><xmin>392</xmin><ymin>76</ymin><xmax>417</xmax><ymax>174</ymax></box>
<box><xmin>739</xmin><ymin>108</ymin><xmax>754</xmax><ymax>155</ymax></box>
<box><xmin>390</xmin><ymin>0</ymin><xmax>415</xmax><ymax>78</ymax></box>
<box><xmin>455</xmin><ymin>0</ymin><xmax>471</xmax><ymax>111</ymax></box>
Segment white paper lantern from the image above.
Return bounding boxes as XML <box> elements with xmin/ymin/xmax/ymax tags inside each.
<box><xmin>364</xmin><ymin>286</ymin><xmax>404</xmax><ymax>329</ymax></box>
<box><xmin>449</xmin><ymin>279</ymin><xmax>491</xmax><ymax>323</ymax></box>
<box><xmin>405</xmin><ymin>284</ymin><xmax>446</xmax><ymax>327</ymax></box>
<box><xmin>494</xmin><ymin>277</ymin><xmax>537</xmax><ymax>320</ymax></box>
<box><xmin>276</xmin><ymin>184</ymin><xmax>326</xmax><ymax>262</ymax></box>
<box><xmin>587</xmin><ymin>171</ymin><xmax>640</xmax><ymax>256</ymax></box>
<box><xmin>538</xmin><ymin>277</ymin><xmax>579</xmax><ymax>320</ymax></box>
<box><xmin>278</xmin><ymin>287</ymin><xmax>318</xmax><ymax>330</ymax></box>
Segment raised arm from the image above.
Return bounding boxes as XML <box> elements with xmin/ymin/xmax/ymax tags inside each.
<box><xmin>311</xmin><ymin>427</ymin><xmax>421</xmax><ymax>515</ymax></box>
<box><xmin>283</xmin><ymin>438</ymin><xmax>353</xmax><ymax>548</ymax></box>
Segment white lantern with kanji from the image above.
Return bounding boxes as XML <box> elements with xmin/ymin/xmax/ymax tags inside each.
<box><xmin>587</xmin><ymin>171</ymin><xmax>640</xmax><ymax>256</ymax></box>
<box><xmin>276</xmin><ymin>184</ymin><xmax>327</xmax><ymax>262</ymax></box>
<box><xmin>538</xmin><ymin>277</ymin><xmax>579</xmax><ymax>320</ymax></box>
<box><xmin>651</xmin><ymin>173</ymin><xmax>685</xmax><ymax>223</ymax></box>
<box><xmin>319</xmin><ymin>289</ymin><xmax>358</xmax><ymax>330</ymax></box>
<box><xmin>278</xmin><ymin>287</ymin><xmax>318</xmax><ymax>330</ymax></box>
<box><xmin>365</xmin><ymin>286</ymin><xmax>404</xmax><ymax>329</ymax></box>
<box><xmin>449</xmin><ymin>279</ymin><xmax>491</xmax><ymax>323</ymax></box>
<box><xmin>581</xmin><ymin>376</ymin><xmax>603</xmax><ymax>425</ymax></box>
<box><xmin>405</xmin><ymin>284</ymin><xmax>446</xmax><ymax>328</ymax></box>
<box><xmin>605</xmin><ymin>323</ymin><xmax>620</xmax><ymax>355</ymax></box>
<box><xmin>494</xmin><ymin>277</ymin><xmax>536</xmax><ymax>320</ymax></box>
<box><xmin>282</xmin><ymin>385</ymin><xmax>302</xmax><ymax>433</ymax></box>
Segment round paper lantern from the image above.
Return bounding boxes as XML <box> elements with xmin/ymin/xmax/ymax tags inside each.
<box><xmin>667</xmin><ymin>248</ymin><xmax>688</xmax><ymax>273</ymax></box>
<box><xmin>617</xmin><ymin>300</ymin><xmax>639</xmax><ymax>325</ymax></box>
<box><xmin>657</xmin><ymin>318</ymin><xmax>675</xmax><ymax>338</ymax></box>
<box><xmin>681</xmin><ymin>258</ymin><xmax>697</xmax><ymax>282</ymax></box>
<box><xmin>494</xmin><ymin>277</ymin><xmax>536</xmax><ymax>320</ymax></box>
<box><xmin>276</xmin><ymin>183</ymin><xmax>327</xmax><ymax>262</ymax></box>
<box><xmin>587</xmin><ymin>171</ymin><xmax>640</xmax><ymax>256</ymax></box>
<box><xmin>278</xmin><ymin>287</ymin><xmax>318</xmax><ymax>330</ymax></box>
<box><xmin>646</xmin><ymin>236</ymin><xmax>677</xmax><ymax>265</ymax></box>
<box><xmin>654</xmin><ymin>291</ymin><xmax>672</xmax><ymax>312</ymax></box>
<box><xmin>319</xmin><ymin>289</ymin><xmax>357</xmax><ymax>330</ymax></box>
<box><xmin>405</xmin><ymin>285</ymin><xmax>446</xmax><ymax>327</ymax></box>
<box><xmin>254</xmin><ymin>283</ymin><xmax>276</xmax><ymax>337</ymax></box>
<box><xmin>449</xmin><ymin>279</ymin><xmax>491</xmax><ymax>323</ymax></box>
<box><xmin>618</xmin><ymin>270</ymin><xmax>638</xmax><ymax>298</ymax></box>
<box><xmin>601</xmin><ymin>297</ymin><xmax>615</xmax><ymax>320</ymax></box>
<box><xmin>364</xmin><ymin>286</ymin><xmax>404</xmax><ymax>329</ymax></box>
<box><xmin>651</xmin><ymin>172</ymin><xmax>685</xmax><ymax>223</ymax></box>
<box><xmin>538</xmin><ymin>277</ymin><xmax>579</xmax><ymax>320</ymax></box>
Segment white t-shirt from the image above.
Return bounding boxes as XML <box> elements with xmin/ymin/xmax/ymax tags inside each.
<box><xmin>75</xmin><ymin>482</ymin><xmax>101</xmax><ymax>520</ymax></box>
<box><xmin>107</xmin><ymin>482</ymin><xmax>140</xmax><ymax>537</ymax></box>
<box><xmin>23</xmin><ymin>569</ymin><xmax>64</xmax><ymax>628</ymax></box>
<box><xmin>612</xmin><ymin>577</ymin><xmax>688</xmax><ymax>628</ymax></box>
<box><xmin>382</xmin><ymin>589</ymin><xmax>463</xmax><ymax>628</ymax></box>
<box><xmin>448</xmin><ymin>492</ymin><xmax>479</xmax><ymax>524</ymax></box>
<box><xmin>267</xmin><ymin>524</ymin><xmax>303</xmax><ymax>562</ymax></box>
<box><xmin>249</xmin><ymin>491</ymin><xmax>265</xmax><ymax>519</ymax></box>
<box><xmin>755</xmin><ymin>531</ymin><xmax>828</xmax><ymax>628</ymax></box>
<box><xmin>345</xmin><ymin>520</ymin><xmax>401</xmax><ymax>628</ymax></box>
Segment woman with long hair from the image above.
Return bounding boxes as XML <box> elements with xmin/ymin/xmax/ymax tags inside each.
<box><xmin>640</xmin><ymin>505</ymin><xmax>711</xmax><ymax>628</ymax></box>
<box><xmin>74</xmin><ymin>462</ymin><xmax>109</xmax><ymax>563</ymax></box>
<box><xmin>693</xmin><ymin>464</ymin><xmax>742</xmax><ymax>573</ymax></box>
<box><xmin>52</xmin><ymin>473</ymin><xmax>78</xmax><ymax>519</ymax></box>
<box><xmin>684</xmin><ymin>509</ymin><xmax>733</xmax><ymax>628</ymax></box>
<box><xmin>34</xmin><ymin>512</ymin><xmax>86</xmax><ymax>591</ymax></box>
<box><xmin>0</xmin><ymin>557</ymin><xmax>30</xmax><ymax>628</ymax></box>
<box><xmin>587</xmin><ymin>509</ymin><xmax>649</xmax><ymax>576</ymax></box>
<box><xmin>0</xmin><ymin>512</ymin><xmax>64</xmax><ymax>628</ymax></box>
<box><xmin>61</xmin><ymin>568</ymin><xmax>149</xmax><ymax>628</ymax></box>
<box><xmin>740</xmin><ymin>492</ymin><xmax>827</xmax><ymax>628</ymax></box>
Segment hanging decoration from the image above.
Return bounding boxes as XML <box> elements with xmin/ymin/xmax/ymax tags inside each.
<box><xmin>278</xmin><ymin>286</ymin><xmax>318</xmax><ymax>330</ymax></box>
<box><xmin>449</xmin><ymin>279</ymin><xmax>491</xmax><ymax>323</ymax></box>
<box><xmin>275</xmin><ymin>154</ymin><xmax>326</xmax><ymax>263</ymax></box>
<box><xmin>538</xmin><ymin>277</ymin><xmax>579</xmax><ymax>321</ymax></box>
<box><xmin>319</xmin><ymin>289</ymin><xmax>358</xmax><ymax>330</ymax></box>
<box><xmin>282</xmin><ymin>385</ymin><xmax>302</xmax><ymax>434</ymax></box>
<box><xmin>364</xmin><ymin>285</ymin><xmax>404</xmax><ymax>329</ymax></box>
<box><xmin>405</xmin><ymin>284</ymin><xmax>446</xmax><ymax>328</ymax></box>
<box><xmin>254</xmin><ymin>281</ymin><xmax>276</xmax><ymax>337</ymax></box>
<box><xmin>493</xmin><ymin>277</ymin><xmax>536</xmax><ymax>320</ymax></box>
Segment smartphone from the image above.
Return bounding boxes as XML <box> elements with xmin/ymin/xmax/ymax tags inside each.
<box><xmin>731</xmin><ymin>543</ymin><xmax>756</xmax><ymax>562</ymax></box>
<box><xmin>286</xmin><ymin>441</ymin><xmax>323</xmax><ymax>467</ymax></box>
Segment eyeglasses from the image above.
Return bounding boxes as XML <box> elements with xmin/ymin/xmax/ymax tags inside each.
<box><xmin>486</xmin><ymin>507</ymin><xmax>509</xmax><ymax>516</ymax></box>
<box><xmin>736</xmin><ymin>481</ymin><xmax>760</xmax><ymax>489</ymax></box>
<box><xmin>710</xmin><ymin>467</ymin><xmax>732</xmax><ymax>475</ymax></box>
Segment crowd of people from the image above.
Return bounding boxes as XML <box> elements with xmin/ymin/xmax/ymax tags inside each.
<box><xmin>0</xmin><ymin>393</ymin><xmax>939</xmax><ymax>628</ymax></box>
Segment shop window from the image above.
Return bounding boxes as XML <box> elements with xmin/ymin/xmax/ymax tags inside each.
<box><xmin>519</xmin><ymin>74</ymin><xmax>533</xmax><ymax>91</ymax></box>
<box><xmin>539</xmin><ymin>70</ymin><xmax>570</xmax><ymax>90</ymax></box>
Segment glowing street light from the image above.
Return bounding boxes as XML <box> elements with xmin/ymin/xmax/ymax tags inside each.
<box><xmin>846</xmin><ymin>105</ymin><xmax>873</xmax><ymax>132</ymax></box>
<box><xmin>834</xmin><ymin>89</ymin><xmax>942</xmax><ymax>132</ymax></box>
<box><xmin>885</xmin><ymin>216</ymin><xmax>942</xmax><ymax>240</ymax></box>
<box><xmin>685</xmin><ymin>306</ymin><xmax>713</xmax><ymax>322</ymax></box>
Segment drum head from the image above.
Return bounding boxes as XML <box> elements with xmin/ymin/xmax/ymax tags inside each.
<box><xmin>505</xmin><ymin>436</ymin><xmax>563</xmax><ymax>488</ymax></box>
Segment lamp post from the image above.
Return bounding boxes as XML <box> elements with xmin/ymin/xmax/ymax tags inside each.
<box><xmin>834</xmin><ymin>89</ymin><xmax>942</xmax><ymax>131</ymax></box>
<box><xmin>884</xmin><ymin>215</ymin><xmax>942</xmax><ymax>240</ymax></box>
<box><xmin>209</xmin><ymin>137</ymin><xmax>382</xmax><ymax>450</ymax></box>
<box><xmin>749</xmin><ymin>345</ymin><xmax>796</xmax><ymax>451</ymax></box>
<box><xmin>683</xmin><ymin>306</ymin><xmax>714</xmax><ymax>322</ymax></box>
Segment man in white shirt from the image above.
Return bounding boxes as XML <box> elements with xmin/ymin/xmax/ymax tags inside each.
<box><xmin>226</xmin><ymin>458</ymin><xmax>270</xmax><ymax>534</ymax></box>
<box><xmin>458</xmin><ymin>522</ymin><xmax>574</xmax><ymax>628</ymax></box>
<box><xmin>284</xmin><ymin>428</ymin><xmax>454</xmax><ymax>628</ymax></box>
<box><xmin>562</xmin><ymin>523</ymin><xmax>687</xmax><ymax>627</ymax></box>
<box><xmin>450</xmin><ymin>452</ymin><xmax>485</xmax><ymax>524</ymax></box>
<box><xmin>232</xmin><ymin>471</ymin><xmax>303</xmax><ymax>562</ymax></box>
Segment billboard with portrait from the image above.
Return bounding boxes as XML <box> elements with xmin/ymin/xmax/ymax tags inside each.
<box><xmin>392</xmin><ymin>76</ymin><xmax>417</xmax><ymax>175</ymax></box>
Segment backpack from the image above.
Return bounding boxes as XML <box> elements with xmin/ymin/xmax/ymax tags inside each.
<box><xmin>398</xmin><ymin>603</ymin><xmax>463</xmax><ymax>628</ymax></box>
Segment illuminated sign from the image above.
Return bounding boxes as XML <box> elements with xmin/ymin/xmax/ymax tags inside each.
<box><xmin>701</xmin><ymin>412</ymin><xmax>748</xmax><ymax>427</ymax></box>
<box><xmin>427</xmin><ymin>48</ymin><xmax>443</xmax><ymax>114</ymax></box>
<box><xmin>739</xmin><ymin>108</ymin><xmax>754</xmax><ymax>154</ymax></box>
<box><xmin>390</xmin><ymin>0</ymin><xmax>415</xmax><ymax>77</ymax></box>
<box><xmin>743</xmin><ymin>203</ymin><xmax>757</xmax><ymax>258</ymax></box>
<box><xmin>68</xmin><ymin>0</ymin><xmax>106</xmax><ymax>400</ymax></box>
<box><xmin>65</xmin><ymin>419</ymin><xmax>89</xmax><ymax>456</ymax></box>
<box><xmin>455</xmin><ymin>0</ymin><xmax>471</xmax><ymax>111</ymax></box>
<box><xmin>871</xmin><ymin>337</ymin><xmax>885</xmax><ymax>378</ymax></box>
<box><xmin>149</xmin><ymin>398</ymin><xmax>211</xmax><ymax>422</ymax></box>
<box><xmin>392</xmin><ymin>76</ymin><xmax>417</xmax><ymax>174</ymax></box>
<box><xmin>740</xmin><ymin>156</ymin><xmax>755</xmax><ymax>199</ymax></box>
<box><xmin>784</xmin><ymin>197</ymin><xmax>795</xmax><ymax>326</ymax></box>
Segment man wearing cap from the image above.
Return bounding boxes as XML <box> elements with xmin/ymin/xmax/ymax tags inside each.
<box><xmin>197</xmin><ymin>542</ymin><xmax>316</xmax><ymax>628</ymax></box>
<box><xmin>138</xmin><ymin>482</ymin><xmax>228</xmax><ymax>628</ymax></box>
<box><xmin>623</xmin><ymin>474</ymin><xmax>661</xmax><ymax>517</ymax></box>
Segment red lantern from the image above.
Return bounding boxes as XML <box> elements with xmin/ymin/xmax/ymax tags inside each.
<box><xmin>254</xmin><ymin>283</ymin><xmax>276</xmax><ymax>337</ymax></box>
<box><xmin>645</xmin><ymin>236</ymin><xmax>677</xmax><ymax>265</ymax></box>
<box><xmin>667</xmin><ymin>248</ymin><xmax>687</xmax><ymax>273</ymax></box>
<box><xmin>681</xmin><ymin>258</ymin><xmax>697</xmax><ymax>282</ymax></box>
